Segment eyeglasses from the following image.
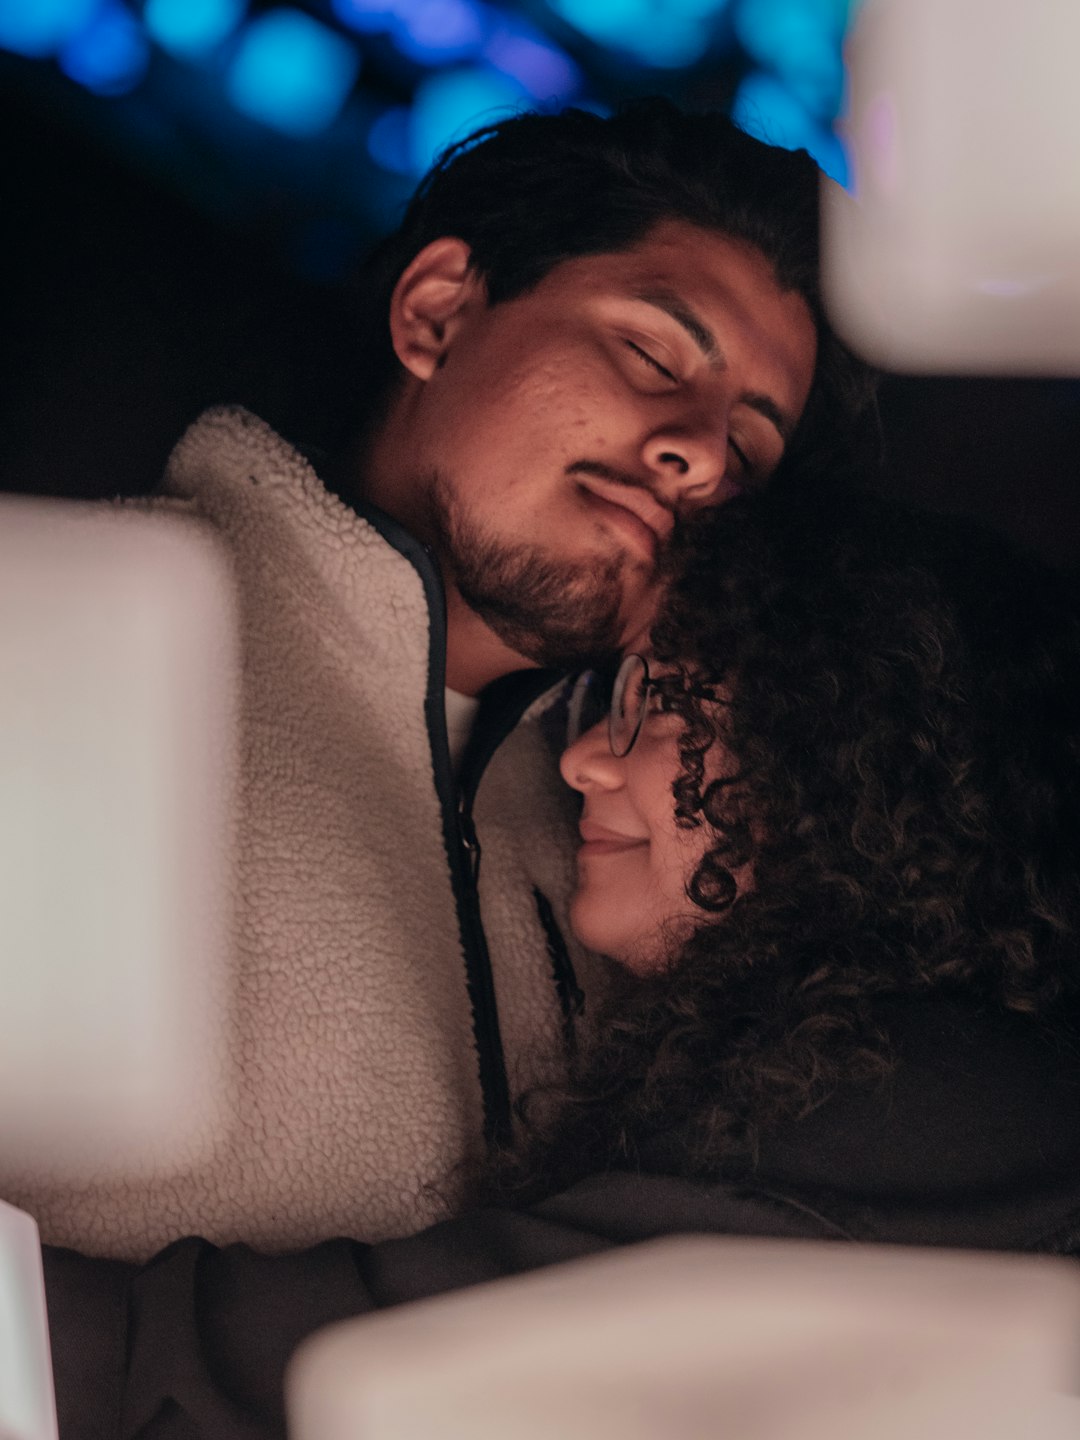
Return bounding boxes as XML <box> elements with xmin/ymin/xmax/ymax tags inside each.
<box><xmin>608</xmin><ymin>652</ymin><xmax>654</xmax><ymax>757</ymax></box>
<box><xmin>567</xmin><ymin>653</ymin><xmax>657</xmax><ymax>760</ymax></box>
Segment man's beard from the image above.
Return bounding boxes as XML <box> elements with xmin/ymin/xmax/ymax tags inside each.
<box><xmin>428</xmin><ymin>472</ymin><xmax>632</xmax><ymax>671</ymax></box>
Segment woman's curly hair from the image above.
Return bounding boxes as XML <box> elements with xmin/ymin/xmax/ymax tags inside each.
<box><xmin>497</xmin><ymin>486</ymin><xmax>1080</xmax><ymax>1200</ymax></box>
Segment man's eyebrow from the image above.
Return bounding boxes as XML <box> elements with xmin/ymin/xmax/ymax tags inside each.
<box><xmin>634</xmin><ymin>287</ymin><xmax>721</xmax><ymax>364</ymax></box>
<box><xmin>632</xmin><ymin>287</ymin><xmax>793</xmax><ymax>444</ymax></box>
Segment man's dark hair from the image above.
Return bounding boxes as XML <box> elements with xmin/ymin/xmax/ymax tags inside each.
<box><xmin>349</xmin><ymin>97</ymin><xmax>878</xmax><ymax>485</ymax></box>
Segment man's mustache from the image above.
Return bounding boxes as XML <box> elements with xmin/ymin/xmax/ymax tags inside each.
<box><xmin>566</xmin><ymin>460</ymin><xmax>674</xmax><ymax>511</ymax></box>
<box><xmin>566</xmin><ymin>460</ymin><xmax>683</xmax><ymax>568</ymax></box>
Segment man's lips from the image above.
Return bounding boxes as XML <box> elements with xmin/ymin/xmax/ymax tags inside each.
<box><xmin>578</xmin><ymin>819</ymin><xmax>648</xmax><ymax>854</ymax></box>
<box><xmin>571</xmin><ymin>466</ymin><xmax>675</xmax><ymax>562</ymax></box>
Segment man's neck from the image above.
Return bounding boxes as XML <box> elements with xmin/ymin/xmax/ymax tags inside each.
<box><xmin>443</xmin><ymin>585</ymin><xmax>539</xmax><ymax>696</ymax></box>
<box><xmin>358</xmin><ymin>414</ymin><xmax>540</xmax><ymax>696</ymax></box>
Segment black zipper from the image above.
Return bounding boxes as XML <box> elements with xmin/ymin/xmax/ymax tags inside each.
<box><xmin>458</xmin><ymin>798</ymin><xmax>481</xmax><ymax>884</ymax></box>
<box><xmin>352</xmin><ymin>501</ymin><xmax>518</xmax><ymax>1144</ymax></box>
<box><xmin>532</xmin><ymin>886</ymin><xmax>585</xmax><ymax>1049</ymax></box>
<box><xmin>453</xmin><ymin>667</ymin><xmax>568</xmax><ymax>1140</ymax></box>
<box><xmin>439</xmin><ymin>735</ymin><xmax>511</xmax><ymax>1146</ymax></box>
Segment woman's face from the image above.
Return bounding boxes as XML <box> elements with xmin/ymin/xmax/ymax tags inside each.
<box><xmin>559</xmin><ymin>663</ymin><xmax>744</xmax><ymax>974</ymax></box>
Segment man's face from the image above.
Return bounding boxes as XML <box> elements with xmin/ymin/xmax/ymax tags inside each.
<box><xmin>386</xmin><ymin>219</ymin><xmax>818</xmax><ymax>668</ymax></box>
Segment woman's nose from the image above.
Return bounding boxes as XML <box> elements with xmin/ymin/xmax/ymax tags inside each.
<box><xmin>560</xmin><ymin>717</ymin><xmax>623</xmax><ymax>793</ymax></box>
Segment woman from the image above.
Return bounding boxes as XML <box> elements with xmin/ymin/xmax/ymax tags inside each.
<box><xmin>512</xmin><ymin>484</ymin><xmax>1080</xmax><ymax>1211</ymax></box>
<box><xmin>47</xmin><ymin>489</ymin><xmax>1080</xmax><ymax>1437</ymax></box>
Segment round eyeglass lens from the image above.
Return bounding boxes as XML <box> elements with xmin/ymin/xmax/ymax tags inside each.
<box><xmin>609</xmin><ymin>653</ymin><xmax>650</xmax><ymax>758</ymax></box>
<box><xmin>567</xmin><ymin>666</ymin><xmax>617</xmax><ymax>746</ymax></box>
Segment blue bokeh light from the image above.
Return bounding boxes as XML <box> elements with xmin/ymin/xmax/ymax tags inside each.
<box><xmin>144</xmin><ymin>0</ymin><xmax>247</xmax><ymax>59</ymax></box>
<box><xmin>409</xmin><ymin>66</ymin><xmax>527</xmax><ymax>174</ymax></box>
<box><xmin>59</xmin><ymin>0</ymin><xmax>150</xmax><ymax>94</ymax></box>
<box><xmin>367</xmin><ymin>105</ymin><xmax>414</xmax><ymax>174</ymax></box>
<box><xmin>225</xmin><ymin>9</ymin><xmax>361</xmax><ymax>138</ymax></box>
<box><xmin>734</xmin><ymin>0</ymin><xmax>846</xmax><ymax>117</ymax></box>
<box><xmin>0</xmin><ymin>0</ymin><xmax>99</xmax><ymax>58</ymax></box>
<box><xmin>732</xmin><ymin>68</ymin><xmax>848</xmax><ymax>184</ymax></box>
<box><xmin>2</xmin><ymin>0</ymin><xmax>858</xmax><ymax>284</ymax></box>
<box><xmin>548</xmin><ymin>0</ymin><xmax>731</xmax><ymax>69</ymax></box>
<box><xmin>331</xmin><ymin>0</ymin><xmax>399</xmax><ymax>34</ymax></box>
<box><xmin>391</xmin><ymin>0</ymin><xmax>487</xmax><ymax>64</ymax></box>
<box><xmin>484</xmin><ymin>24</ymin><xmax>580</xmax><ymax>101</ymax></box>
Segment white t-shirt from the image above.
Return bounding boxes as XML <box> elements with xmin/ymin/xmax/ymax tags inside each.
<box><xmin>444</xmin><ymin>687</ymin><xmax>481</xmax><ymax>777</ymax></box>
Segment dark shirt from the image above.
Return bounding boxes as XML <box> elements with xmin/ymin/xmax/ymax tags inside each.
<box><xmin>44</xmin><ymin>997</ymin><xmax>1080</xmax><ymax>1439</ymax></box>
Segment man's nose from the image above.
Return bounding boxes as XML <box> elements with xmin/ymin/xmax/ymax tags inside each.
<box><xmin>560</xmin><ymin>718</ymin><xmax>623</xmax><ymax>794</ymax></box>
<box><xmin>641</xmin><ymin>424</ymin><xmax>727</xmax><ymax>511</ymax></box>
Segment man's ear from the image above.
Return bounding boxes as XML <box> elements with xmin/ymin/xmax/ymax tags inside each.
<box><xmin>388</xmin><ymin>236</ymin><xmax>485</xmax><ymax>381</ymax></box>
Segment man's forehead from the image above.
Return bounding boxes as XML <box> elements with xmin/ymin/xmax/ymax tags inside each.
<box><xmin>552</xmin><ymin>223</ymin><xmax>809</xmax><ymax>352</ymax></box>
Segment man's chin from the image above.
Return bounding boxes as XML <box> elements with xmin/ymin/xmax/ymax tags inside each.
<box><xmin>474</xmin><ymin>599</ymin><xmax>624</xmax><ymax>672</ymax></box>
<box><xmin>456</xmin><ymin>559</ymin><xmax>629</xmax><ymax>669</ymax></box>
<box><xmin>431</xmin><ymin>479</ymin><xmax>646</xmax><ymax>667</ymax></box>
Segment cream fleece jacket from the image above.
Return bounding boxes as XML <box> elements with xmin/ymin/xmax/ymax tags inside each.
<box><xmin>4</xmin><ymin>407</ymin><xmax>586</xmax><ymax>1260</ymax></box>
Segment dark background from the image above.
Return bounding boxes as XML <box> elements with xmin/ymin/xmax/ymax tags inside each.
<box><xmin>3</xmin><ymin>19</ymin><xmax>1079</xmax><ymax>578</ymax></box>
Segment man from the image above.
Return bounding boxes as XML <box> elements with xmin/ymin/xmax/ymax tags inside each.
<box><xmin>11</xmin><ymin>100</ymin><xmax>871</xmax><ymax>1269</ymax></box>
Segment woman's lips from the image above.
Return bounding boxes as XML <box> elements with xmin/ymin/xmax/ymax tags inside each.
<box><xmin>578</xmin><ymin>820</ymin><xmax>648</xmax><ymax>855</ymax></box>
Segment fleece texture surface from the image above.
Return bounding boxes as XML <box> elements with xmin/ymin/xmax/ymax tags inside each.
<box><xmin>4</xmin><ymin>407</ymin><xmax>582</xmax><ymax>1259</ymax></box>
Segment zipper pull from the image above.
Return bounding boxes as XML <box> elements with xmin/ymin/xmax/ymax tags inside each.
<box><xmin>458</xmin><ymin>797</ymin><xmax>481</xmax><ymax>885</ymax></box>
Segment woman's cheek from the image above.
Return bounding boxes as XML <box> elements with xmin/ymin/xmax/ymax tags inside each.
<box><xmin>569</xmin><ymin>848</ymin><xmax>656</xmax><ymax>963</ymax></box>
